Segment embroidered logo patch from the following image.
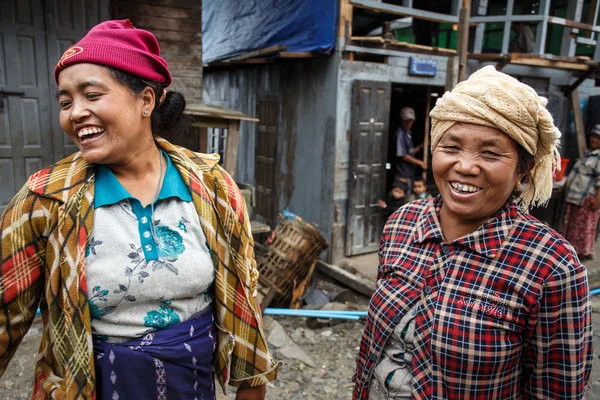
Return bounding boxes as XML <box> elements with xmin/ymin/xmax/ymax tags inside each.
<box><xmin>456</xmin><ymin>290</ymin><xmax>508</xmax><ymax>319</ymax></box>
<box><xmin>57</xmin><ymin>46</ymin><xmax>83</xmax><ymax>69</ymax></box>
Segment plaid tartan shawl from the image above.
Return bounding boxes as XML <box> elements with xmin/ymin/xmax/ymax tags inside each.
<box><xmin>0</xmin><ymin>137</ymin><xmax>279</xmax><ymax>399</ymax></box>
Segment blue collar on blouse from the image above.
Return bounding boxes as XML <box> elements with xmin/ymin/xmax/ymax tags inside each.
<box><xmin>94</xmin><ymin>151</ymin><xmax>192</xmax><ymax>208</ymax></box>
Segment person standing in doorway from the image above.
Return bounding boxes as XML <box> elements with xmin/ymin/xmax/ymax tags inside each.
<box><xmin>395</xmin><ymin>107</ymin><xmax>427</xmax><ymax>191</ymax></box>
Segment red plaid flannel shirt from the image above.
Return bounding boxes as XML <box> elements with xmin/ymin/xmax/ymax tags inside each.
<box><xmin>354</xmin><ymin>197</ymin><xmax>593</xmax><ymax>399</ymax></box>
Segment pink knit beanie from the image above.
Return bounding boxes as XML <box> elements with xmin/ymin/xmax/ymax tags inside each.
<box><xmin>54</xmin><ymin>19</ymin><xmax>171</xmax><ymax>86</ymax></box>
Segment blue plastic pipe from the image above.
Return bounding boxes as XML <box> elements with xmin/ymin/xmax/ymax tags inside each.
<box><xmin>263</xmin><ymin>308</ymin><xmax>367</xmax><ymax>320</ymax></box>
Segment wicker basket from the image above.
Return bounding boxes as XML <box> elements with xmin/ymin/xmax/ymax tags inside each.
<box><xmin>256</xmin><ymin>212</ymin><xmax>329</xmax><ymax>307</ymax></box>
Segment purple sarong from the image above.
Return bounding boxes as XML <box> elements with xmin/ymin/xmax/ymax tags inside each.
<box><xmin>93</xmin><ymin>307</ymin><xmax>216</xmax><ymax>400</ymax></box>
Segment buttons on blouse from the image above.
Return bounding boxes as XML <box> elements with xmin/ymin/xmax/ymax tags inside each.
<box><xmin>140</xmin><ymin>216</ymin><xmax>149</xmax><ymax>224</ymax></box>
<box><xmin>143</xmin><ymin>231</ymin><xmax>151</xmax><ymax>239</ymax></box>
<box><xmin>144</xmin><ymin>244</ymin><xmax>153</xmax><ymax>252</ymax></box>
<box><xmin>441</xmin><ymin>245</ymin><xmax>450</xmax><ymax>255</ymax></box>
<box><xmin>424</xmin><ymin>286</ymin><xmax>433</xmax><ymax>295</ymax></box>
<box><xmin>369</xmin><ymin>353</ymin><xmax>378</xmax><ymax>361</ymax></box>
<box><xmin>392</xmin><ymin>315</ymin><xmax>401</xmax><ymax>324</ymax></box>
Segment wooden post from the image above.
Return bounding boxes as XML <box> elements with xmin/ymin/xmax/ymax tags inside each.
<box><xmin>383</xmin><ymin>21</ymin><xmax>392</xmax><ymax>40</ymax></box>
<box><xmin>223</xmin><ymin>120</ymin><xmax>240</xmax><ymax>179</ymax></box>
<box><xmin>456</xmin><ymin>0</ymin><xmax>471</xmax><ymax>82</ymax></box>
<box><xmin>570</xmin><ymin>89</ymin><xmax>587</xmax><ymax>157</ymax></box>
<box><xmin>423</xmin><ymin>86</ymin><xmax>432</xmax><ymax>177</ymax></box>
<box><xmin>586</xmin><ymin>0</ymin><xmax>599</xmax><ymax>38</ymax></box>
<box><xmin>339</xmin><ymin>0</ymin><xmax>353</xmax><ymax>39</ymax></box>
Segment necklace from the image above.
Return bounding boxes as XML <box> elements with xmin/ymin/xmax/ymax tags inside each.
<box><xmin>150</xmin><ymin>150</ymin><xmax>164</xmax><ymax>246</ymax></box>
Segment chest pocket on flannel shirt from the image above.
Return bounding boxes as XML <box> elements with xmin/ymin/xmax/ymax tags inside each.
<box><xmin>431</xmin><ymin>288</ymin><xmax>526</xmax><ymax>378</ymax></box>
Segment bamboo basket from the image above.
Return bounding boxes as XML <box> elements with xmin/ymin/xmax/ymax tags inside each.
<box><xmin>256</xmin><ymin>212</ymin><xmax>329</xmax><ymax>307</ymax></box>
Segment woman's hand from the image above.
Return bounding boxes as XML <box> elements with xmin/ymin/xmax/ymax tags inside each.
<box><xmin>378</xmin><ymin>200</ymin><xmax>387</xmax><ymax>209</ymax></box>
<box><xmin>236</xmin><ymin>384</ymin><xmax>266</xmax><ymax>400</ymax></box>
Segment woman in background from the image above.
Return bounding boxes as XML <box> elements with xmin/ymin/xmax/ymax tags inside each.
<box><xmin>562</xmin><ymin>124</ymin><xmax>600</xmax><ymax>260</ymax></box>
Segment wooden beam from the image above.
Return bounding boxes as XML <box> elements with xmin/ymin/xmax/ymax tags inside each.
<box><xmin>445</xmin><ymin>56</ymin><xmax>459</xmax><ymax>91</ymax></box>
<box><xmin>510</xmin><ymin>57</ymin><xmax>589</xmax><ymax>70</ymax></box>
<box><xmin>278</xmin><ymin>52</ymin><xmax>319</xmax><ymax>58</ymax></box>
<box><xmin>470</xmin><ymin>14</ymin><xmax>545</xmax><ymax>23</ymax></box>
<box><xmin>468</xmin><ymin>52</ymin><xmax>595</xmax><ymax>71</ymax></box>
<box><xmin>496</xmin><ymin>58</ymin><xmax>510</xmax><ymax>71</ymax></box>
<box><xmin>570</xmin><ymin>89</ymin><xmax>587</xmax><ymax>157</ymax></box>
<box><xmin>456</xmin><ymin>0</ymin><xmax>471</xmax><ymax>82</ymax></box>
<box><xmin>390</xmin><ymin>41</ymin><xmax>456</xmax><ymax>55</ymax></box>
<box><xmin>351</xmin><ymin>0</ymin><xmax>459</xmax><ymax>24</ymax></box>
<box><xmin>564</xmin><ymin>68</ymin><xmax>598</xmax><ymax>96</ymax></box>
<box><xmin>348</xmin><ymin>40</ymin><xmax>457</xmax><ymax>56</ymax></box>
<box><xmin>423</xmin><ymin>86</ymin><xmax>432</xmax><ymax>177</ymax></box>
<box><xmin>289</xmin><ymin>261</ymin><xmax>317</xmax><ymax>309</ymax></box>
<box><xmin>548</xmin><ymin>16</ymin><xmax>600</xmax><ymax>33</ymax></box>
<box><xmin>208</xmin><ymin>58</ymin><xmax>276</xmax><ymax>68</ymax></box>
<box><xmin>382</xmin><ymin>21</ymin><xmax>392</xmax><ymax>40</ymax></box>
<box><xmin>351</xmin><ymin>36</ymin><xmax>386</xmax><ymax>43</ymax></box>
<box><xmin>223</xmin><ymin>120</ymin><xmax>240</xmax><ymax>179</ymax></box>
<box><xmin>339</xmin><ymin>0</ymin><xmax>353</xmax><ymax>39</ymax></box>
<box><xmin>220</xmin><ymin>44</ymin><xmax>287</xmax><ymax>63</ymax></box>
<box><xmin>315</xmin><ymin>260</ymin><xmax>374</xmax><ymax>297</ymax></box>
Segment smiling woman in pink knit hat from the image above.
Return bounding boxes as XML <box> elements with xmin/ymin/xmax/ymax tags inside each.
<box><xmin>353</xmin><ymin>66</ymin><xmax>592</xmax><ymax>400</ymax></box>
<box><xmin>0</xmin><ymin>20</ymin><xmax>279</xmax><ymax>399</ymax></box>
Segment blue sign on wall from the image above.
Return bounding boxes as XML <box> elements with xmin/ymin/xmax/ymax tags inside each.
<box><xmin>409</xmin><ymin>57</ymin><xmax>438</xmax><ymax>77</ymax></box>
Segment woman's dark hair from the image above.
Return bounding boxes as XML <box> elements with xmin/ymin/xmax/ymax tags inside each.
<box><xmin>107</xmin><ymin>67</ymin><xmax>190</xmax><ymax>137</ymax></box>
<box><xmin>516</xmin><ymin>142</ymin><xmax>535</xmax><ymax>176</ymax></box>
<box><xmin>514</xmin><ymin>142</ymin><xmax>536</xmax><ymax>205</ymax></box>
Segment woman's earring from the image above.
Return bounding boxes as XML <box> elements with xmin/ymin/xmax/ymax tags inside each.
<box><xmin>143</xmin><ymin>109</ymin><xmax>149</xmax><ymax>116</ymax></box>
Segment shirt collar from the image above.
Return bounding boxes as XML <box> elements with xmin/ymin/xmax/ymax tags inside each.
<box><xmin>413</xmin><ymin>196</ymin><xmax>519</xmax><ymax>258</ymax></box>
<box><xmin>94</xmin><ymin>150</ymin><xmax>192</xmax><ymax>208</ymax></box>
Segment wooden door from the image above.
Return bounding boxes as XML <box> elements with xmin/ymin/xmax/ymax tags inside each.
<box><xmin>44</xmin><ymin>0</ymin><xmax>111</xmax><ymax>161</ymax></box>
<box><xmin>346</xmin><ymin>80</ymin><xmax>391</xmax><ymax>256</ymax></box>
<box><xmin>255</xmin><ymin>99</ymin><xmax>279</xmax><ymax>227</ymax></box>
<box><xmin>0</xmin><ymin>0</ymin><xmax>53</xmax><ymax>214</ymax></box>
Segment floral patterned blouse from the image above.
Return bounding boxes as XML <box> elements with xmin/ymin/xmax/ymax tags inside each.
<box><xmin>86</xmin><ymin>152</ymin><xmax>215</xmax><ymax>342</ymax></box>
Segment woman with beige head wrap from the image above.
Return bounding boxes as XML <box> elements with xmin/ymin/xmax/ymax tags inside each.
<box><xmin>354</xmin><ymin>66</ymin><xmax>592</xmax><ymax>400</ymax></box>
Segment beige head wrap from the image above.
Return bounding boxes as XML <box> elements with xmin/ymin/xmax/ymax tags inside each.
<box><xmin>429</xmin><ymin>65</ymin><xmax>561</xmax><ymax>209</ymax></box>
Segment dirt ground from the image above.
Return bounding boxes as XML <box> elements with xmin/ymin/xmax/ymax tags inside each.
<box><xmin>3</xmin><ymin>268</ymin><xmax>600</xmax><ymax>399</ymax></box>
<box><xmin>0</xmin><ymin>276</ymin><xmax>370</xmax><ymax>400</ymax></box>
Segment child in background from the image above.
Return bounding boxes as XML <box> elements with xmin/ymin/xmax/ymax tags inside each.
<box><xmin>378</xmin><ymin>179</ymin><xmax>409</xmax><ymax>221</ymax></box>
<box><xmin>408</xmin><ymin>176</ymin><xmax>432</xmax><ymax>202</ymax></box>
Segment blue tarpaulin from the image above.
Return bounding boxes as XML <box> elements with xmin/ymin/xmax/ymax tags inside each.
<box><xmin>202</xmin><ymin>0</ymin><xmax>338</xmax><ymax>64</ymax></box>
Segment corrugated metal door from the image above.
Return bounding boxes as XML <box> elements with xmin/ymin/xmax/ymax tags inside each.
<box><xmin>255</xmin><ymin>99</ymin><xmax>279</xmax><ymax>227</ymax></box>
<box><xmin>346</xmin><ymin>80</ymin><xmax>391</xmax><ymax>256</ymax></box>
<box><xmin>0</xmin><ymin>1</ymin><xmax>53</xmax><ymax>214</ymax></box>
